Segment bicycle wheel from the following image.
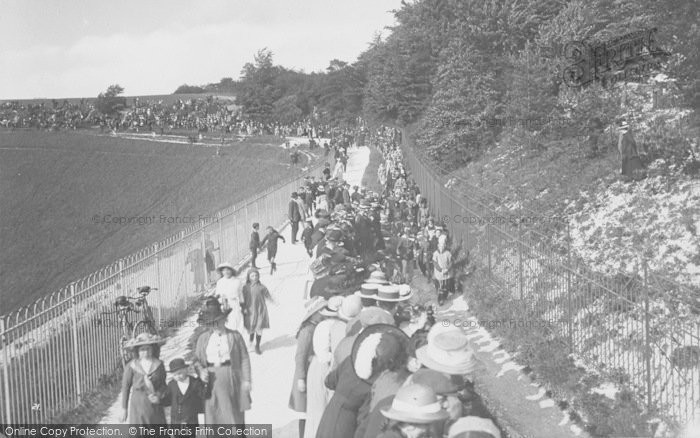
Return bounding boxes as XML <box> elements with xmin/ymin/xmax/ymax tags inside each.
<box><xmin>132</xmin><ymin>320</ymin><xmax>157</xmax><ymax>338</ymax></box>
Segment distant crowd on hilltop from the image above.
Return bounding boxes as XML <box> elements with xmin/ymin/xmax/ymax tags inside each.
<box><xmin>0</xmin><ymin>96</ymin><xmax>334</xmax><ymax>139</ymax></box>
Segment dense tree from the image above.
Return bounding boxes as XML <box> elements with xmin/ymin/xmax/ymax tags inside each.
<box><xmin>174</xmin><ymin>84</ymin><xmax>206</xmax><ymax>94</ymax></box>
<box><xmin>96</xmin><ymin>84</ymin><xmax>126</xmax><ymax>115</ymax></box>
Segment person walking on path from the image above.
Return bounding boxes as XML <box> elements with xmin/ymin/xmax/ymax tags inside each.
<box><xmin>432</xmin><ymin>235</ymin><xmax>453</xmax><ymax>306</ymax></box>
<box><xmin>618</xmin><ymin>120</ymin><xmax>645</xmax><ymax>179</ymax></box>
<box><xmin>120</xmin><ymin>333</ymin><xmax>168</xmax><ymax>424</ymax></box>
<box><xmin>159</xmin><ymin>358</ymin><xmax>208</xmax><ymax>426</ymax></box>
<box><xmin>289</xmin><ymin>192</ymin><xmax>303</xmax><ymax>244</ymax></box>
<box><xmin>249</xmin><ymin>223</ymin><xmax>261</xmax><ymax>269</ymax></box>
<box><xmin>193</xmin><ymin>299</ymin><xmax>251</xmax><ymax>425</ymax></box>
<box><xmin>261</xmin><ymin>226</ymin><xmax>286</xmax><ymax>275</ymax></box>
<box><xmin>241</xmin><ymin>268</ymin><xmax>274</xmax><ymax>355</ymax></box>
<box><xmin>213</xmin><ymin>262</ymin><xmax>244</xmax><ymax>333</ymax></box>
<box><xmin>301</xmin><ymin>219</ymin><xmax>315</xmax><ymax>258</ymax></box>
<box><xmin>289</xmin><ymin>298</ymin><xmax>330</xmax><ymax>438</ymax></box>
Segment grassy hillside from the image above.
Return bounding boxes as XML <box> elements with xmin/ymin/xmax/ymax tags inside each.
<box><xmin>0</xmin><ymin>130</ymin><xmax>316</xmax><ymax>313</ymax></box>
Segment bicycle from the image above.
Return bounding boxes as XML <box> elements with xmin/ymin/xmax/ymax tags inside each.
<box><xmin>101</xmin><ymin>286</ymin><xmax>159</xmax><ymax>367</ymax></box>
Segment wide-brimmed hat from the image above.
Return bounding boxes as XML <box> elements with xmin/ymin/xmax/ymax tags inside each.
<box><xmin>352</xmin><ymin>323</ymin><xmax>409</xmax><ymax>381</ymax></box>
<box><xmin>168</xmin><ymin>358</ymin><xmax>189</xmax><ymax>373</ymax></box>
<box><xmin>376</xmin><ymin>284</ymin><xmax>412</xmax><ymax>302</ymax></box>
<box><xmin>198</xmin><ymin>298</ymin><xmax>232</xmax><ymax>325</ymax></box>
<box><xmin>326</xmin><ymin>230</ymin><xmax>343</xmax><ymax>242</ymax></box>
<box><xmin>416</xmin><ymin>324</ymin><xmax>478</xmax><ymax>375</ymax></box>
<box><xmin>358</xmin><ymin>307</ymin><xmax>395</xmax><ymax>327</ymax></box>
<box><xmin>125</xmin><ymin>333</ymin><xmax>166</xmax><ymax>349</ymax></box>
<box><xmin>366</xmin><ymin>271</ymin><xmax>389</xmax><ymax>285</ymax></box>
<box><xmin>300</xmin><ymin>297</ymin><xmax>328</xmax><ymax>324</ymax></box>
<box><xmin>319</xmin><ymin>295</ymin><xmax>343</xmax><ymax>317</ymax></box>
<box><xmin>447</xmin><ymin>416</ymin><xmax>502</xmax><ymax>438</ymax></box>
<box><xmin>338</xmin><ymin>295</ymin><xmax>363</xmax><ymax>321</ymax></box>
<box><xmin>216</xmin><ymin>262</ymin><xmax>236</xmax><ymax>274</ymax></box>
<box><xmin>411</xmin><ymin>368</ymin><xmax>464</xmax><ymax>395</ymax></box>
<box><xmin>380</xmin><ymin>384</ymin><xmax>450</xmax><ymax>424</ymax></box>
<box><xmin>355</xmin><ymin>283</ymin><xmax>380</xmax><ymax>299</ymax></box>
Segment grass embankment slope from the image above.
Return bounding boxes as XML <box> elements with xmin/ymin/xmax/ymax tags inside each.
<box><xmin>0</xmin><ymin>130</ymin><xmax>315</xmax><ymax>313</ymax></box>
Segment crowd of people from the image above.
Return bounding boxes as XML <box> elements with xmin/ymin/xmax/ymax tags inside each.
<box><xmin>0</xmin><ymin>99</ymin><xmax>93</xmax><ymax>130</ymax></box>
<box><xmin>0</xmin><ymin>96</ymin><xmax>342</xmax><ymax>140</ymax></box>
<box><xmin>117</xmin><ymin>125</ymin><xmax>503</xmax><ymax>437</ymax></box>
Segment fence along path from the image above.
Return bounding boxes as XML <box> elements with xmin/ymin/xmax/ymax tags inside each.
<box><xmin>98</xmin><ymin>144</ymin><xmax>371</xmax><ymax>433</ymax></box>
<box><xmin>398</xmin><ymin>128</ymin><xmax>700</xmax><ymax>429</ymax></box>
<box><xmin>0</xmin><ymin>142</ymin><xmax>326</xmax><ymax>424</ymax></box>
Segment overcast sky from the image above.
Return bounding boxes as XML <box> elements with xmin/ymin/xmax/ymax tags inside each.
<box><xmin>0</xmin><ymin>0</ymin><xmax>401</xmax><ymax>99</ymax></box>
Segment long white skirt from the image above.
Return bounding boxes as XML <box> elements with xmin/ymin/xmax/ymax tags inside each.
<box><xmin>304</xmin><ymin>356</ymin><xmax>331</xmax><ymax>438</ymax></box>
<box><xmin>224</xmin><ymin>299</ymin><xmax>245</xmax><ymax>333</ymax></box>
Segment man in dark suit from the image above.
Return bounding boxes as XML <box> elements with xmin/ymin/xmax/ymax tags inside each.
<box><xmin>160</xmin><ymin>358</ymin><xmax>208</xmax><ymax>426</ymax></box>
<box><xmin>289</xmin><ymin>192</ymin><xmax>302</xmax><ymax>243</ymax></box>
<box><xmin>249</xmin><ymin>223</ymin><xmax>261</xmax><ymax>268</ymax></box>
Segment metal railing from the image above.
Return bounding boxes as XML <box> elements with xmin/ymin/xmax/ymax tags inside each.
<box><xmin>0</xmin><ymin>159</ymin><xmax>324</xmax><ymax>424</ymax></box>
<box><xmin>398</xmin><ymin>128</ymin><xmax>700</xmax><ymax>428</ymax></box>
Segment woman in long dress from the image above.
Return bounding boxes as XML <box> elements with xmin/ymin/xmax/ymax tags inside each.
<box><xmin>303</xmin><ymin>297</ymin><xmax>343</xmax><ymax>438</ymax></box>
<box><xmin>241</xmin><ymin>268</ymin><xmax>274</xmax><ymax>354</ymax></box>
<box><xmin>120</xmin><ymin>333</ymin><xmax>168</xmax><ymax>424</ymax></box>
<box><xmin>214</xmin><ymin>262</ymin><xmax>244</xmax><ymax>332</ymax></box>
<box><xmin>194</xmin><ymin>299</ymin><xmax>251</xmax><ymax>424</ymax></box>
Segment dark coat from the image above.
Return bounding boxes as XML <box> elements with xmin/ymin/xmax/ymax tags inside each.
<box><xmin>316</xmin><ymin>357</ymin><xmax>371</xmax><ymax>438</ymax></box>
<box><xmin>302</xmin><ymin>226</ymin><xmax>314</xmax><ymax>250</ymax></box>
<box><xmin>261</xmin><ymin>231</ymin><xmax>285</xmax><ymax>258</ymax></box>
<box><xmin>249</xmin><ymin>230</ymin><xmax>260</xmax><ymax>251</ymax></box>
<box><xmin>161</xmin><ymin>377</ymin><xmax>208</xmax><ymax>425</ymax></box>
<box><xmin>289</xmin><ymin>199</ymin><xmax>301</xmax><ymax>222</ymax></box>
<box><xmin>242</xmin><ymin>282</ymin><xmax>271</xmax><ymax>331</ymax></box>
<box><xmin>193</xmin><ymin>329</ymin><xmax>251</xmax><ymax>411</ymax></box>
<box><xmin>334</xmin><ymin>189</ymin><xmax>345</xmax><ymax>206</ymax></box>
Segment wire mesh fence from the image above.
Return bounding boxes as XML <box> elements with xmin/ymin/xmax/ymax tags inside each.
<box><xmin>0</xmin><ymin>161</ymin><xmax>324</xmax><ymax>423</ymax></box>
<box><xmin>399</xmin><ymin>129</ymin><xmax>700</xmax><ymax>427</ymax></box>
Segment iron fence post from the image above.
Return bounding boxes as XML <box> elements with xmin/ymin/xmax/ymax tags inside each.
<box><xmin>218</xmin><ymin>212</ymin><xmax>224</xmax><ymax>260</ymax></box>
<box><xmin>154</xmin><ymin>243</ymin><xmax>161</xmax><ymax>330</ymax></box>
<box><xmin>200</xmin><ymin>219</ymin><xmax>207</xmax><ymax>292</ymax></box>
<box><xmin>69</xmin><ymin>283</ymin><xmax>82</xmax><ymax>403</ymax></box>
<box><xmin>1</xmin><ymin>318</ymin><xmax>12</xmax><ymax>423</ymax></box>
<box><xmin>643</xmin><ymin>259</ymin><xmax>652</xmax><ymax>411</ymax></box>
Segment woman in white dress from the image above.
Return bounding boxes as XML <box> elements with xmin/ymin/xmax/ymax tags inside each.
<box><xmin>214</xmin><ymin>262</ymin><xmax>244</xmax><ymax>333</ymax></box>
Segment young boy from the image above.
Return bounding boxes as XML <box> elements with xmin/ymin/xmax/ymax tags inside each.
<box><xmin>160</xmin><ymin>358</ymin><xmax>208</xmax><ymax>426</ymax></box>
<box><xmin>250</xmin><ymin>223</ymin><xmax>261</xmax><ymax>269</ymax></box>
<box><xmin>301</xmin><ymin>219</ymin><xmax>314</xmax><ymax>257</ymax></box>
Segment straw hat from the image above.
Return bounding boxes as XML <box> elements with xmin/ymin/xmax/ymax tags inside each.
<box><xmin>338</xmin><ymin>295</ymin><xmax>362</xmax><ymax>321</ymax></box>
<box><xmin>380</xmin><ymin>384</ymin><xmax>449</xmax><ymax>424</ymax></box>
<box><xmin>366</xmin><ymin>271</ymin><xmax>389</xmax><ymax>285</ymax></box>
<box><xmin>300</xmin><ymin>297</ymin><xmax>328</xmax><ymax>325</ymax></box>
<box><xmin>319</xmin><ymin>295</ymin><xmax>344</xmax><ymax>317</ymax></box>
<box><xmin>216</xmin><ymin>262</ymin><xmax>236</xmax><ymax>274</ymax></box>
<box><xmin>447</xmin><ymin>416</ymin><xmax>502</xmax><ymax>438</ymax></box>
<box><xmin>411</xmin><ymin>368</ymin><xmax>463</xmax><ymax>395</ymax></box>
<box><xmin>125</xmin><ymin>333</ymin><xmax>166</xmax><ymax>349</ymax></box>
<box><xmin>376</xmin><ymin>284</ymin><xmax>411</xmax><ymax>302</ymax></box>
<box><xmin>355</xmin><ymin>283</ymin><xmax>380</xmax><ymax>299</ymax></box>
<box><xmin>416</xmin><ymin>324</ymin><xmax>478</xmax><ymax>375</ymax></box>
<box><xmin>358</xmin><ymin>307</ymin><xmax>395</xmax><ymax>327</ymax></box>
